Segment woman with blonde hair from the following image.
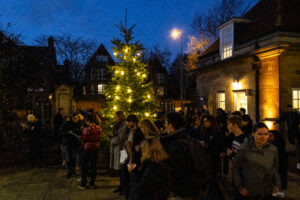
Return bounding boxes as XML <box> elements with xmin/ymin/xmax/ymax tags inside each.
<box><xmin>139</xmin><ymin>119</ymin><xmax>160</xmax><ymax>137</ymax></box>
<box><xmin>127</xmin><ymin>137</ymin><xmax>170</xmax><ymax>200</ymax></box>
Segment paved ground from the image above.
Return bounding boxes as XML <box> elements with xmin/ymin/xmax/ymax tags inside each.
<box><xmin>0</xmin><ymin>166</ymin><xmax>299</xmax><ymax>200</ymax></box>
<box><xmin>0</xmin><ymin>167</ymin><xmax>124</xmax><ymax>200</ymax></box>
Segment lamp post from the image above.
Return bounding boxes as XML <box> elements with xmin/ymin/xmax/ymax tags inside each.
<box><xmin>171</xmin><ymin>29</ymin><xmax>183</xmax><ymax>111</ymax></box>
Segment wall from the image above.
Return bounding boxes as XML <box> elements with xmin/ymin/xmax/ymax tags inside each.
<box><xmin>196</xmin><ymin>56</ymin><xmax>256</xmax><ymax>120</ymax></box>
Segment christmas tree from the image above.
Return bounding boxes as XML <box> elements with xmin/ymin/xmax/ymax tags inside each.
<box><xmin>104</xmin><ymin>23</ymin><xmax>157</xmax><ymax>119</ymax></box>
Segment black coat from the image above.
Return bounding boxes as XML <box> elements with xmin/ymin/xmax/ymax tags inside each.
<box><xmin>129</xmin><ymin>160</ymin><xmax>170</xmax><ymax>200</ymax></box>
<box><xmin>160</xmin><ymin>129</ymin><xmax>209</xmax><ymax>197</ymax></box>
<box><xmin>132</xmin><ymin>128</ymin><xmax>145</xmax><ymax>166</ymax></box>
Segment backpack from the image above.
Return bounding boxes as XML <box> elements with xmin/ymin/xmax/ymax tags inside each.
<box><xmin>179</xmin><ymin>135</ymin><xmax>212</xmax><ymax>189</ymax></box>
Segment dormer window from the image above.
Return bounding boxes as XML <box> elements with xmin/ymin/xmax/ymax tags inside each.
<box><xmin>96</xmin><ymin>55</ymin><xmax>108</xmax><ymax>62</ymax></box>
<box><xmin>220</xmin><ymin>23</ymin><xmax>233</xmax><ymax>60</ymax></box>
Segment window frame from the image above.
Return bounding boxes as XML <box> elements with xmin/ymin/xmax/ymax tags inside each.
<box><xmin>156</xmin><ymin>73</ymin><xmax>165</xmax><ymax>84</ymax></box>
<box><xmin>97</xmin><ymin>68</ymin><xmax>107</xmax><ymax>80</ymax></box>
<box><xmin>292</xmin><ymin>88</ymin><xmax>300</xmax><ymax>111</ymax></box>
<box><xmin>217</xmin><ymin>91</ymin><xmax>226</xmax><ymax>110</ymax></box>
<box><xmin>97</xmin><ymin>84</ymin><xmax>107</xmax><ymax>94</ymax></box>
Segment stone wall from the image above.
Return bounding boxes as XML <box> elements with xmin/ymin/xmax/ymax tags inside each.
<box><xmin>196</xmin><ymin>56</ymin><xmax>256</xmax><ymax>120</ymax></box>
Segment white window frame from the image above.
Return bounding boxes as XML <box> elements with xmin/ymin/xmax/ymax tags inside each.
<box><xmin>96</xmin><ymin>55</ymin><xmax>108</xmax><ymax>62</ymax></box>
<box><xmin>156</xmin><ymin>74</ymin><xmax>164</xmax><ymax>84</ymax></box>
<box><xmin>220</xmin><ymin>23</ymin><xmax>233</xmax><ymax>60</ymax></box>
<box><xmin>292</xmin><ymin>88</ymin><xmax>300</xmax><ymax>111</ymax></box>
<box><xmin>217</xmin><ymin>91</ymin><xmax>226</xmax><ymax>110</ymax></box>
<box><xmin>233</xmin><ymin>90</ymin><xmax>247</xmax><ymax>112</ymax></box>
<box><xmin>98</xmin><ymin>84</ymin><xmax>107</xmax><ymax>94</ymax></box>
<box><xmin>97</xmin><ymin>68</ymin><xmax>107</xmax><ymax>80</ymax></box>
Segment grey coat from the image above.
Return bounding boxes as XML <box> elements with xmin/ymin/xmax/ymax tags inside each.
<box><xmin>232</xmin><ymin>141</ymin><xmax>281</xmax><ymax>197</ymax></box>
<box><xmin>110</xmin><ymin>121</ymin><xmax>128</xmax><ymax>170</ymax></box>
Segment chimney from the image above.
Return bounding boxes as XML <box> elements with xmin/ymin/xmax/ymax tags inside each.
<box><xmin>48</xmin><ymin>36</ymin><xmax>55</xmax><ymax>48</ymax></box>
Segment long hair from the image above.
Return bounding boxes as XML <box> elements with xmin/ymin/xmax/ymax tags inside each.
<box><xmin>139</xmin><ymin>119</ymin><xmax>159</xmax><ymax>137</ymax></box>
<box><xmin>141</xmin><ymin>137</ymin><xmax>169</xmax><ymax>163</ymax></box>
<box><xmin>200</xmin><ymin>114</ymin><xmax>221</xmax><ymax>134</ymax></box>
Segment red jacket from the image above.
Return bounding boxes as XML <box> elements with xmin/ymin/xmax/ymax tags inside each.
<box><xmin>82</xmin><ymin>124</ymin><xmax>102</xmax><ymax>151</ymax></box>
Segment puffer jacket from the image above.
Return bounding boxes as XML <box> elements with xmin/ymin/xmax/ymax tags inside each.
<box><xmin>232</xmin><ymin>140</ymin><xmax>281</xmax><ymax>197</ymax></box>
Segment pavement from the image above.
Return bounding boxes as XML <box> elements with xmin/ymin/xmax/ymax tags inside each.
<box><xmin>0</xmin><ymin>166</ymin><xmax>299</xmax><ymax>200</ymax></box>
<box><xmin>0</xmin><ymin>167</ymin><xmax>124</xmax><ymax>200</ymax></box>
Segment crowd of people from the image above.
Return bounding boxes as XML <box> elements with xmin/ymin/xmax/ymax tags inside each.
<box><xmin>20</xmin><ymin>104</ymin><xmax>300</xmax><ymax>200</ymax></box>
<box><xmin>109</xmin><ymin>105</ymin><xmax>300</xmax><ymax>200</ymax></box>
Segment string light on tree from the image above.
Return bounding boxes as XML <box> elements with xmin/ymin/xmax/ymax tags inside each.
<box><xmin>104</xmin><ymin>22</ymin><xmax>157</xmax><ymax>120</ymax></box>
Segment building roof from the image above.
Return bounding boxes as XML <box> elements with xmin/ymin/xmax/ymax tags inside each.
<box><xmin>85</xmin><ymin>44</ymin><xmax>115</xmax><ymax>69</ymax></box>
<box><xmin>198</xmin><ymin>0</ymin><xmax>300</xmax><ymax>60</ymax></box>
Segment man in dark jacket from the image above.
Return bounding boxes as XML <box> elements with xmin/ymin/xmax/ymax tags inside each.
<box><xmin>275</xmin><ymin>105</ymin><xmax>299</xmax><ymax>145</ymax></box>
<box><xmin>121</xmin><ymin>114</ymin><xmax>144</xmax><ymax>198</ymax></box>
<box><xmin>53</xmin><ymin>108</ymin><xmax>64</xmax><ymax>141</ymax></box>
<box><xmin>161</xmin><ymin>112</ymin><xmax>210</xmax><ymax>200</ymax></box>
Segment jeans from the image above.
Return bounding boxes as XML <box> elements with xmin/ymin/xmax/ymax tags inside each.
<box><xmin>66</xmin><ymin>145</ymin><xmax>76</xmax><ymax>177</ymax></box>
<box><xmin>81</xmin><ymin>150</ymin><xmax>98</xmax><ymax>186</ymax></box>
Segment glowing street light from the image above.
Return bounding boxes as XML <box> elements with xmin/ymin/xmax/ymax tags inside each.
<box><xmin>171</xmin><ymin>28</ymin><xmax>183</xmax><ymax>111</ymax></box>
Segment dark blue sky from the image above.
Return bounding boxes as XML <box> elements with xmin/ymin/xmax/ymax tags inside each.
<box><xmin>0</xmin><ymin>0</ymin><xmax>258</xmax><ymax>61</ymax></box>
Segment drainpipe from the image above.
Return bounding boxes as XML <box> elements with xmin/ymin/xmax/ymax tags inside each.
<box><xmin>252</xmin><ymin>56</ymin><xmax>261</xmax><ymax>122</ymax></box>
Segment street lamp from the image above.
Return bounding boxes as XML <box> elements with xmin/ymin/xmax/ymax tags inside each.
<box><xmin>171</xmin><ymin>28</ymin><xmax>183</xmax><ymax>111</ymax></box>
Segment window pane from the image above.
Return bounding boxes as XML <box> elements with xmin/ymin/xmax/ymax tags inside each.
<box><xmin>293</xmin><ymin>90</ymin><xmax>298</xmax><ymax>99</ymax></box>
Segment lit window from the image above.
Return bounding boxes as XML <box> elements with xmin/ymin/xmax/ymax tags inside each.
<box><xmin>83</xmin><ymin>86</ymin><xmax>86</xmax><ymax>95</ymax></box>
<box><xmin>96</xmin><ymin>55</ymin><xmax>108</xmax><ymax>62</ymax></box>
<box><xmin>156</xmin><ymin>74</ymin><xmax>164</xmax><ymax>84</ymax></box>
<box><xmin>292</xmin><ymin>89</ymin><xmax>300</xmax><ymax>111</ymax></box>
<box><xmin>217</xmin><ymin>92</ymin><xmax>225</xmax><ymax>110</ymax></box>
<box><xmin>97</xmin><ymin>68</ymin><xmax>107</xmax><ymax>80</ymax></box>
<box><xmin>98</xmin><ymin>84</ymin><xmax>107</xmax><ymax>94</ymax></box>
<box><xmin>157</xmin><ymin>87</ymin><xmax>164</xmax><ymax>96</ymax></box>
<box><xmin>233</xmin><ymin>91</ymin><xmax>247</xmax><ymax>111</ymax></box>
<box><xmin>220</xmin><ymin>24</ymin><xmax>233</xmax><ymax>60</ymax></box>
<box><xmin>90</xmin><ymin>69</ymin><xmax>96</xmax><ymax>80</ymax></box>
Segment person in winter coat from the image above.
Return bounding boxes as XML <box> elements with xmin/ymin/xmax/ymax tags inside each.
<box><xmin>232</xmin><ymin>122</ymin><xmax>281</xmax><ymax>200</ymax></box>
<box><xmin>78</xmin><ymin>114</ymin><xmax>102</xmax><ymax>189</ymax></box>
<box><xmin>241</xmin><ymin>114</ymin><xmax>253</xmax><ymax>137</ymax></box>
<box><xmin>269</xmin><ymin>130</ymin><xmax>288</xmax><ymax>189</ymax></box>
<box><xmin>199</xmin><ymin>114</ymin><xmax>224</xmax><ymax>175</ymax></box>
<box><xmin>53</xmin><ymin>108</ymin><xmax>64</xmax><ymax>142</ymax></box>
<box><xmin>161</xmin><ymin>112</ymin><xmax>210</xmax><ymax>200</ymax></box>
<box><xmin>128</xmin><ymin>136</ymin><xmax>170</xmax><ymax>200</ymax></box>
<box><xmin>22</xmin><ymin>114</ymin><xmax>43</xmax><ymax>167</ymax></box>
<box><xmin>110</xmin><ymin>111</ymin><xmax>128</xmax><ymax>174</ymax></box>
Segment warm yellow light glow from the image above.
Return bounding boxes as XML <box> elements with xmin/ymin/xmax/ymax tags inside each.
<box><xmin>142</xmin><ymin>74</ymin><xmax>146</xmax><ymax>77</ymax></box>
<box><xmin>113</xmin><ymin>106</ymin><xmax>117</xmax><ymax>110</ymax></box>
<box><xmin>121</xmin><ymin>71</ymin><xmax>124</xmax><ymax>75</ymax></box>
<box><xmin>128</xmin><ymin>98</ymin><xmax>132</xmax><ymax>102</ymax></box>
<box><xmin>108</xmin><ymin>95</ymin><xmax>111</xmax><ymax>98</ymax></box>
<box><xmin>133</xmin><ymin>58</ymin><xmax>136</xmax><ymax>62</ymax></box>
<box><xmin>113</xmin><ymin>52</ymin><xmax>117</xmax><ymax>56</ymax></box>
<box><xmin>147</xmin><ymin>95</ymin><xmax>151</xmax><ymax>99</ymax></box>
<box><xmin>171</xmin><ymin>29</ymin><xmax>182</xmax><ymax>39</ymax></box>
<box><xmin>115</xmin><ymin>70</ymin><xmax>119</xmax><ymax>74</ymax></box>
<box><xmin>48</xmin><ymin>94</ymin><xmax>53</xmax><ymax>100</ymax></box>
<box><xmin>115</xmin><ymin>96</ymin><xmax>120</xmax><ymax>99</ymax></box>
<box><xmin>137</xmin><ymin>72</ymin><xmax>140</xmax><ymax>76</ymax></box>
<box><xmin>265</xmin><ymin>121</ymin><xmax>274</xmax><ymax>130</ymax></box>
<box><xmin>125</xmin><ymin>48</ymin><xmax>128</xmax><ymax>53</ymax></box>
<box><xmin>134</xmin><ymin>69</ymin><xmax>137</xmax><ymax>72</ymax></box>
<box><xmin>116</xmin><ymin>86</ymin><xmax>120</xmax><ymax>90</ymax></box>
<box><xmin>232</xmin><ymin>81</ymin><xmax>242</xmax><ymax>90</ymax></box>
<box><xmin>145</xmin><ymin>112</ymin><xmax>149</xmax><ymax>117</ymax></box>
<box><xmin>124</xmin><ymin>56</ymin><xmax>126</xmax><ymax>60</ymax></box>
<box><xmin>127</xmin><ymin>89</ymin><xmax>132</xmax><ymax>93</ymax></box>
